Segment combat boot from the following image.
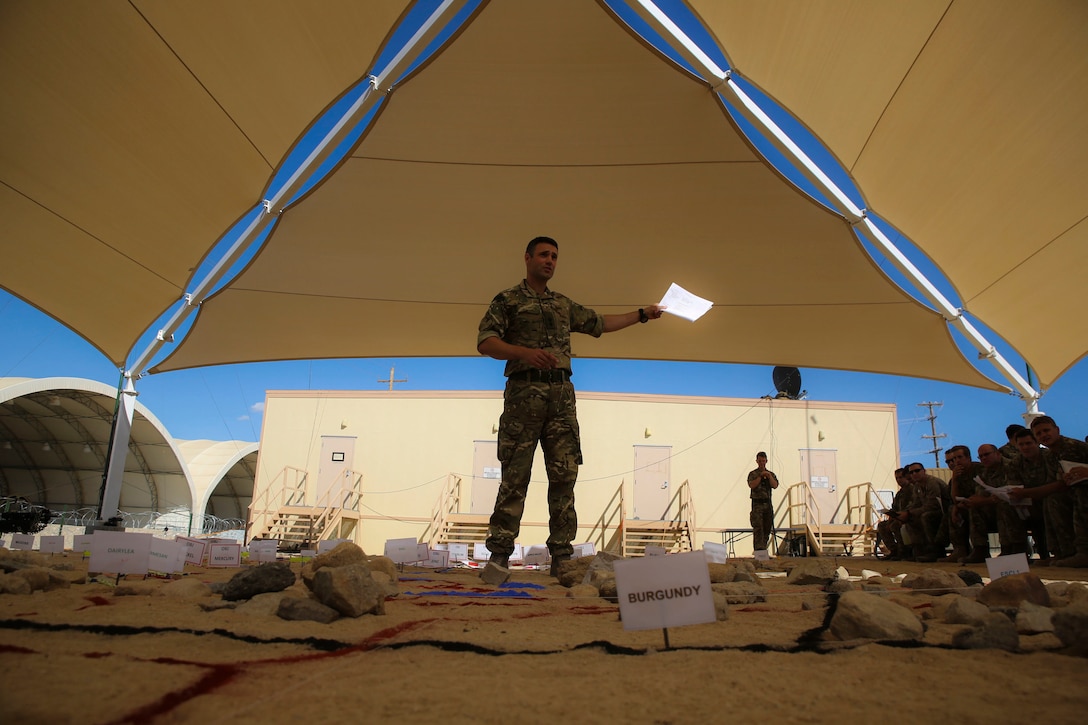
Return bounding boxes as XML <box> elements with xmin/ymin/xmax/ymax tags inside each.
<box><xmin>960</xmin><ymin>548</ymin><xmax>988</xmax><ymax>564</ymax></box>
<box><xmin>1053</xmin><ymin>552</ymin><xmax>1088</xmax><ymax>568</ymax></box>
<box><xmin>941</xmin><ymin>547</ymin><xmax>968</xmax><ymax>563</ymax></box>
<box><xmin>489</xmin><ymin>553</ymin><xmax>510</xmax><ymax>568</ymax></box>
<box><xmin>550</xmin><ymin>554</ymin><xmax>570</xmax><ymax>578</ymax></box>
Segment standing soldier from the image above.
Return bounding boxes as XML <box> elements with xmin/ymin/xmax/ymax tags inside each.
<box><xmin>748</xmin><ymin>451</ymin><xmax>780</xmax><ymax>554</ymax></box>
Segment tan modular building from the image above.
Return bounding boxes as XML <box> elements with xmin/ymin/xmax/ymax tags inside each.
<box><xmin>252</xmin><ymin>390</ymin><xmax>899</xmax><ymax>558</ymax></box>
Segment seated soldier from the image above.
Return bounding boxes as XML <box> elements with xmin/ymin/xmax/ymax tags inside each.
<box><xmin>1009</xmin><ymin>416</ymin><xmax>1088</xmax><ymax>567</ymax></box>
<box><xmin>961</xmin><ymin>443</ymin><xmax>1028</xmax><ymax>561</ymax></box>
<box><xmin>1006</xmin><ymin>428</ymin><xmax>1062</xmax><ymax>562</ymax></box>
<box><xmin>942</xmin><ymin>445</ymin><xmax>984</xmax><ymax>562</ymax></box>
<box><xmin>877</xmin><ymin>467</ymin><xmax>913</xmax><ymax>560</ymax></box>
<box><xmin>1000</xmin><ymin>424</ymin><xmax>1027</xmax><ymax>459</ymax></box>
<box><xmin>903</xmin><ymin>462</ymin><xmax>946</xmax><ymax>562</ymax></box>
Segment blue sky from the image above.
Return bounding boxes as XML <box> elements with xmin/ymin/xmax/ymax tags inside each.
<box><xmin>2</xmin><ymin>286</ymin><xmax>1085</xmax><ymax>466</ymax></box>
<box><xmin>2</xmin><ymin>0</ymin><xmax>1085</xmax><ymax>465</ymax></box>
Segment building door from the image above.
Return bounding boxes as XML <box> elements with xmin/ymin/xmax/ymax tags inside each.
<box><xmin>317</xmin><ymin>436</ymin><xmax>356</xmax><ymax>506</ymax></box>
<box><xmin>470</xmin><ymin>440</ymin><xmax>502</xmax><ymax>514</ymax></box>
<box><xmin>633</xmin><ymin>445</ymin><xmax>672</xmax><ymax>520</ymax></box>
<box><xmin>799</xmin><ymin>449</ymin><xmax>839</xmax><ymax>524</ymax></box>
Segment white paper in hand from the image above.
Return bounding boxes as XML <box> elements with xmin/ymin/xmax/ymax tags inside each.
<box><xmin>658</xmin><ymin>283</ymin><xmax>713</xmax><ymax>322</ymax></box>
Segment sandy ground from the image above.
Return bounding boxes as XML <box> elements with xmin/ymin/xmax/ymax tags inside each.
<box><xmin>2</xmin><ymin>553</ymin><xmax>1087</xmax><ymax>724</ymax></box>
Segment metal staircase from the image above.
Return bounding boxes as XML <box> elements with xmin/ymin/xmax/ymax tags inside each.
<box><xmin>777</xmin><ymin>480</ymin><xmax>879</xmax><ymax>556</ymax></box>
<box><xmin>421</xmin><ymin>474</ymin><xmax>490</xmax><ymax>548</ymax></box>
<box><xmin>247</xmin><ymin>465</ymin><xmax>363</xmax><ymax>549</ymax></box>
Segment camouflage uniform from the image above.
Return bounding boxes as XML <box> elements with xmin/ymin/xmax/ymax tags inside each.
<box><xmin>1006</xmin><ymin>447</ymin><xmax>1064</xmax><ymax>557</ymax></box>
<box><xmin>939</xmin><ymin>462</ymin><xmax>984</xmax><ymax>554</ymax></box>
<box><xmin>977</xmin><ymin>458</ymin><xmax>1028</xmax><ymax>554</ymax></box>
<box><xmin>1045</xmin><ymin>436</ymin><xmax>1088</xmax><ymax>557</ymax></box>
<box><xmin>748</xmin><ymin>468</ymin><xmax>778</xmax><ymax>550</ymax></box>
<box><xmin>478</xmin><ymin>280</ymin><xmax>604</xmax><ymax>559</ymax></box>
<box><xmin>905</xmin><ymin>474</ymin><xmax>946</xmax><ymax>555</ymax></box>
<box><xmin>876</xmin><ymin>484</ymin><xmax>913</xmax><ymax>557</ymax></box>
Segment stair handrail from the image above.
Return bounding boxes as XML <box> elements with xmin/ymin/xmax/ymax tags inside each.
<box><xmin>586</xmin><ymin>480</ymin><xmax>625</xmax><ymax>553</ymax></box>
<box><xmin>247</xmin><ymin>465</ymin><xmax>308</xmax><ymax>542</ymax></box>
<box><xmin>778</xmin><ymin>480</ymin><xmax>825</xmax><ymax>553</ymax></box>
<box><xmin>421</xmin><ymin>473</ymin><xmax>463</xmax><ymax>547</ymax></box>
<box><xmin>659</xmin><ymin>479</ymin><xmax>696</xmax><ymax>552</ymax></box>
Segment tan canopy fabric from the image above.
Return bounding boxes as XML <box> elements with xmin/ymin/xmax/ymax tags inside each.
<box><xmin>692</xmin><ymin>0</ymin><xmax>1088</xmax><ymax>385</ymax></box>
<box><xmin>154</xmin><ymin>0</ymin><xmax>996</xmax><ymax>389</ymax></box>
<box><xmin>3</xmin><ymin>1</ymin><xmax>1083</xmax><ymax>389</ymax></box>
<box><xmin>0</xmin><ymin>0</ymin><xmax>412</xmax><ymax>364</ymax></box>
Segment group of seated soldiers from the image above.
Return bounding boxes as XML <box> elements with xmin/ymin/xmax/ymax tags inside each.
<box><xmin>876</xmin><ymin>415</ymin><xmax>1088</xmax><ymax>567</ymax></box>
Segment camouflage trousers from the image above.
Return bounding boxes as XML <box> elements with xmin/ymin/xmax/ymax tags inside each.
<box><xmin>486</xmin><ymin>379</ymin><xmax>582</xmax><ymax>558</ymax></box>
<box><xmin>750</xmin><ymin>500</ymin><xmax>773</xmax><ymax>551</ymax></box>
<box><xmin>1045</xmin><ymin>488</ymin><xmax>1077</xmax><ymax>558</ymax></box>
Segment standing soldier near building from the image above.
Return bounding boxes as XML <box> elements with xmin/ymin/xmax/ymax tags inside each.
<box><xmin>748</xmin><ymin>451</ymin><xmax>780</xmax><ymax>554</ymax></box>
<box><xmin>477</xmin><ymin>236</ymin><xmax>664</xmax><ymax>579</ymax></box>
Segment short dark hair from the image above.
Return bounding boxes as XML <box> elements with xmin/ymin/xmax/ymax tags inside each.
<box><xmin>526</xmin><ymin>236</ymin><xmax>558</xmax><ymax>255</ymax></box>
<box><xmin>908</xmin><ymin>462</ymin><xmax>925</xmax><ymax>472</ymax></box>
<box><xmin>1030</xmin><ymin>415</ymin><xmax>1056</xmax><ymax>429</ymax></box>
<box><xmin>1005</xmin><ymin>424</ymin><xmax>1026</xmax><ymax>439</ymax></box>
<box><xmin>949</xmin><ymin>444</ymin><xmax>971</xmax><ymax>457</ymax></box>
<box><xmin>1014</xmin><ymin>429</ymin><xmax>1037</xmax><ymax>442</ymax></box>
<box><xmin>756</xmin><ymin>451</ymin><xmax>767</xmax><ymax>458</ymax></box>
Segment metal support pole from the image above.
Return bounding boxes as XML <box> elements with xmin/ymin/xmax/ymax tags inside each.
<box><xmin>97</xmin><ymin>0</ymin><xmax>470</xmax><ymax>525</ymax></box>
<box><xmin>623</xmin><ymin>0</ymin><xmax>1040</xmax><ymax>410</ymax></box>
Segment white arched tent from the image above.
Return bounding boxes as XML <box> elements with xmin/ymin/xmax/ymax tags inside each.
<box><xmin>2</xmin><ymin>1</ymin><xmax>1085</xmax><ymax>519</ymax></box>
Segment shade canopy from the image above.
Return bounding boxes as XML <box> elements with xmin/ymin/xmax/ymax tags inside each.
<box><xmin>3</xmin><ymin>1</ymin><xmax>1085</xmax><ymax>390</ymax></box>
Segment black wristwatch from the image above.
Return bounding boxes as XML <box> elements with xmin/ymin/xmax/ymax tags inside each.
<box><xmin>638</xmin><ymin>308</ymin><xmax>648</xmax><ymax>323</ymax></box>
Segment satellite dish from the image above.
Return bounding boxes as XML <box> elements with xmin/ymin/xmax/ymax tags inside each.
<box><xmin>772</xmin><ymin>366</ymin><xmax>802</xmax><ymax>399</ymax></box>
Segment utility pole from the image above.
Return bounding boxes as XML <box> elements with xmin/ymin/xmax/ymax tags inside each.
<box><xmin>918</xmin><ymin>402</ymin><xmax>946</xmax><ymax>469</ymax></box>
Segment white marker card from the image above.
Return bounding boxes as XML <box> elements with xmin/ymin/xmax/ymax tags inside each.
<box><xmin>753</xmin><ymin>549</ymin><xmax>771</xmax><ymax>561</ymax></box>
<box><xmin>472</xmin><ymin>543</ymin><xmax>491</xmax><ymax>561</ymax></box>
<box><xmin>417</xmin><ymin>542</ymin><xmax>430</xmax><ymax>563</ymax></box>
<box><xmin>382</xmin><ymin>537</ymin><xmax>422</xmax><ymax>564</ymax></box>
<box><xmin>10</xmin><ymin>533</ymin><xmax>33</xmax><ymax>550</ymax></box>
<box><xmin>248</xmin><ymin>540</ymin><xmax>278</xmax><ymax>562</ymax></box>
<box><xmin>318</xmin><ymin>538</ymin><xmax>348</xmax><ymax>554</ymax></box>
<box><xmin>614</xmin><ymin>550</ymin><xmax>716</xmax><ymax>631</ymax></box>
<box><xmin>207</xmin><ymin>543</ymin><xmax>242</xmax><ymax>568</ymax></box>
<box><xmin>38</xmin><ymin>535</ymin><xmax>65</xmax><ymax>553</ymax></box>
<box><xmin>425</xmin><ymin>549</ymin><xmax>450</xmax><ymax>568</ymax></box>
<box><xmin>572</xmin><ymin>542</ymin><xmax>596</xmax><ymax>558</ymax></box>
<box><xmin>73</xmin><ymin>534</ymin><xmax>94</xmax><ymax>553</ymax></box>
<box><xmin>702</xmin><ymin>541</ymin><xmax>728</xmax><ymax>564</ymax></box>
<box><xmin>644</xmin><ymin>546</ymin><xmax>667</xmax><ymax>557</ymax></box>
<box><xmin>176</xmin><ymin>536</ymin><xmax>207</xmax><ymax>566</ymax></box>
<box><xmin>985</xmin><ymin>552</ymin><xmax>1030</xmax><ymax>581</ymax></box>
<box><xmin>510</xmin><ymin>543</ymin><xmax>524</xmax><ymax>562</ymax></box>
<box><xmin>148</xmin><ymin>538</ymin><xmax>184</xmax><ymax>574</ymax></box>
<box><xmin>300</xmin><ymin>549</ymin><xmax>317</xmax><ymax>559</ymax></box>
<box><xmin>89</xmin><ymin>531</ymin><xmax>152</xmax><ymax>575</ymax></box>
<box><xmin>447</xmin><ymin>543</ymin><xmax>469</xmax><ymax>563</ymax></box>
<box><xmin>523</xmin><ymin>545</ymin><xmax>549</xmax><ymax>566</ymax></box>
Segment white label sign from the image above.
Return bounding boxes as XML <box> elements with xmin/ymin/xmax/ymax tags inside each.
<box><xmin>702</xmin><ymin>541</ymin><xmax>728</xmax><ymax>564</ymax></box>
<box><xmin>985</xmin><ymin>552</ymin><xmax>1030</xmax><ymax>581</ymax></box>
<box><xmin>38</xmin><ymin>535</ymin><xmax>65</xmax><ymax>553</ymax></box>
<box><xmin>384</xmin><ymin>537</ymin><xmax>422</xmax><ymax>564</ymax></box>
<box><xmin>73</xmin><ymin>534</ymin><xmax>94</xmax><ymax>554</ymax></box>
<box><xmin>523</xmin><ymin>545</ymin><xmax>549</xmax><ymax>566</ymax></box>
<box><xmin>89</xmin><ymin>531</ymin><xmax>152</xmax><ymax>575</ymax></box>
<box><xmin>10</xmin><ymin>533</ymin><xmax>33</xmax><ymax>550</ymax></box>
<box><xmin>148</xmin><ymin>538</ymin><xmax>184</xmax><ymax>574</ymax></box>
<box><xmin>176</xmin><ymin>536</ymin><xmax>207</xmax><ymax>566</ymax></box>
<box><xmin>573</xmin><ymin>542</ymin><xmax>596</xmax><ymax>558</ymax></box>
<box><xmin>207</xmin><ymin>543</ymin><xmax>241</xmax><ymax>568</ymax></box>
<box><xmin>425</xmin><ymin>549</ymin><xmax>450</xmax><ymax>568</ymax></box>
<box><xmin>482</xmin><ymin>466</ymin><xmax>501</xmax><ymax>479</ymax></box>
<box><xmin>645</xmin><ymin>546</ymin><xmax>667</xmax><ymax>557</ymax></box>
<box><xmin>448</xmin><ymin>543</ymin><xmax>469</xmax><ymax>563</ymax></box>
<box><xmin>472</xmin><ymin>543</ymin><xmax>491</xmax><ymax>561</ymax></box>
<box><xmin>753</xmin><ymin>549</ymin><xmax>771</xmax><ymax>561</ymax></box>
<box><xmin>318</xmin><ymin>538</ymin><xmax>348</xmax><ymax>554</ymax></box>
<box><xmin>614</xmin><ymin>550</ymin><xmax>716</xmax><ymax>631</ymax></box>
<box><xmin>249</xmin><ymin>540</ymin><xmax>278</xmax><ymax>563</ymax></box>
<box><xmin>417</xmin><ymin>542</ymin><xmax>430</xmax><ymax>563</ymax></box>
